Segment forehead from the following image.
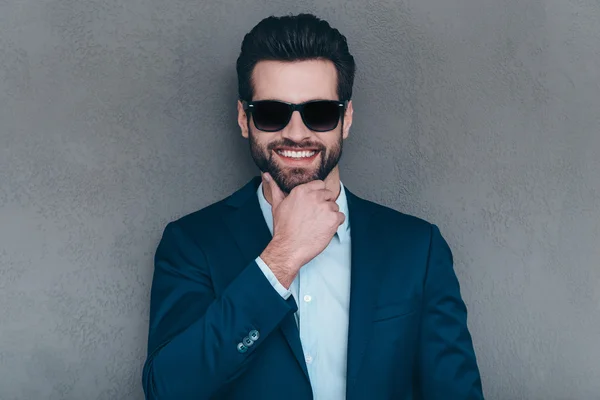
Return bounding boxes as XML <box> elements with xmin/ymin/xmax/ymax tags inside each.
<box><xmin>251</xmin><ymin>59</ymin><xmax>338</xmax><ymax>103</ymax></box>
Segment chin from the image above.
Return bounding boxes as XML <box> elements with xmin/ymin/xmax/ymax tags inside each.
<box><xmin>270</xmin><ymin>172</ymin><xmax>314</xmax><ymax>193</ymax></box>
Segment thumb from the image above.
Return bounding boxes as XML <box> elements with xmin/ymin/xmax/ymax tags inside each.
<box><xmin>263</xmin><ymin>172</ymin><xmax>285</xmax><ymax>209</ymax></box>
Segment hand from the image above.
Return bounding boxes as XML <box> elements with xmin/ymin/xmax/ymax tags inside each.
<box><xmin>259</xmin><ymin>172</ymin><xmax>345</xmax><ymax>288</ymax></box>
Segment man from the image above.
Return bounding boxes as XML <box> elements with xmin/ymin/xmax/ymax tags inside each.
<box><xmin>142</xmin><ymin>13</ymin><xmax>483</xmax><ymax>400</ymax></box>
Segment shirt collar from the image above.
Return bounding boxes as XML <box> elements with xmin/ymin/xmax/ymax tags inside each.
<box><xmin>256</xmin><ymin>180</ymin><xmax>351</xmax><ymax>244</ymax></box>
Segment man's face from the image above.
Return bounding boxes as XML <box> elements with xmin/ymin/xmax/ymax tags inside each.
<box><xmin>237</xmin><ymin>59</ymin><xmax>353</xmax><ymax>194</ymax></box>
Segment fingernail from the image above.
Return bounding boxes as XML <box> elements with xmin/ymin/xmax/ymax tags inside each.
<box><xmin>263</xmin><ymin>173</ymin><xmax>270</xmax><ymax>183</ymax></box>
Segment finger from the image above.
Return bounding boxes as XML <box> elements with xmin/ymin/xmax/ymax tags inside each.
<box><xmin>300</xmin><ymin>179</ymin><xmax>327</xmax><ymax>192</ymax></box>
<box><xmin>263</xmin><ymin>172</ymin><xmax>285</xmax><ymax>209</ymax></box>
<box><xmin>328</xmin><ymin>201</ymin><xmax>340</xmax><ymax>212</ymax></box>
<box><xmin>314</xmin><ymin>188</ymin><xmax>337</xmax><ymax>202</ymax></box>
<box><xmin>338</xmin><ymin>211</ymin><xmax>346</xmax><ymax>225</ymax></box>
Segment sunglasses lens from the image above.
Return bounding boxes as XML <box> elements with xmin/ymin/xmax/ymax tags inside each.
<box><xmin>252</xmin><ymin>101</ymin><xmax>291</xmax><ymax>131</ymax></box>
<box><xmin>302</xmin><ymin>101</ymin><xmax>341</xmax><ymax>131</ymax></box>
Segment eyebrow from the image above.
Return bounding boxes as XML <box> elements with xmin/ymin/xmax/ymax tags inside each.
<box><xmin>250</xmin><ymin>97</ymin><xmax>339</xmax><ymax>103</ymax></box>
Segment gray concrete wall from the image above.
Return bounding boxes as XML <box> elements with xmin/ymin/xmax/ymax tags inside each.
<box><xmin>1</xmin><ymin>0</ymin><xmax>599</xmax><ymax>399</ymax></box>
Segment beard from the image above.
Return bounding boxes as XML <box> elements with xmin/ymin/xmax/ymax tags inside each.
<box><xmin>248</xmin><ymin>122</ymin><xmax>344</xmax><ymax>194</ymax></box>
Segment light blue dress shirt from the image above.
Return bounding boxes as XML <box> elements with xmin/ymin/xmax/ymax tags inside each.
<box><xmin>255</xmin><ymin>181</ymin><xmax>352</xmax><ymax>400</ymax></box>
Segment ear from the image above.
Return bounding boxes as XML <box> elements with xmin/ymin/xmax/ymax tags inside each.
<box><xmin>342</xmin><ymin>100</ymin><xmax>353</xmax><ymax>139</ymax></box>
<box><xmin>237</xmin><ymin>100</ymin><xmax>250</xmax><ymax>139</ymax></box>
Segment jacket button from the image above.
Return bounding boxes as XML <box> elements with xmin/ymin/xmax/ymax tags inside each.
<box><xmin>249</xmin><ymin>330</ymin><xmax>260</xmax><ymax>341</ymax></box>
<box><xmin>243</xmin><ymin>336</ymin><xmax>254</xmax><ymax>347</ymax></box>
<box><xmin>237</xmin><ymin>342</ymin><xmax>248</xmax><ymax>353</ymax></box>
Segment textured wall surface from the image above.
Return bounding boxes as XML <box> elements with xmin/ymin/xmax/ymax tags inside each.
<box><xmin>1</xmin><ymin>0</ymin><xmax>599</xmax><ymax>399</ymax></box>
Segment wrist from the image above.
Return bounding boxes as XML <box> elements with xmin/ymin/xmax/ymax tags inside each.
<box><xmin>260</xmin><ymin>239</ymin><xmax>301</xmax><ymax>288</ymax></box>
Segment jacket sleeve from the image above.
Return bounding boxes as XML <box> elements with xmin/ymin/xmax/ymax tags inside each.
<box><xmin>142</xmin><ymin>222</ymin><xmax>297</xmax><ymax>399</ymax></box>
<box><xmin>416</xmin><ymin>224</ymin><xmax>484</xmax><ymax>399</ymax></box>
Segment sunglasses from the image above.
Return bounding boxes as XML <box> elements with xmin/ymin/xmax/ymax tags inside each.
<box><xmin>242</xmin><ymin>99</ymin><xmax>348</xmax><ymax>132</ymax></box>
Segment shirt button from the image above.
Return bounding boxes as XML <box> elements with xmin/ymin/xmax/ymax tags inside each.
<box><xmin>305</xmin><ymin>354</ymin><xmax>313</xmax><ymax>364</ymax></box>
<box><xmin>303</xmin><ymin>295</ymin><xmax>312</xmax><ymax>302</ymax></box>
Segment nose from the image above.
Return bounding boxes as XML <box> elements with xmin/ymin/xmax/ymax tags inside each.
<box><xmin>281</xmin><ymin>110</ymin><xmax>312</xmax><ymax>142</ymax></box>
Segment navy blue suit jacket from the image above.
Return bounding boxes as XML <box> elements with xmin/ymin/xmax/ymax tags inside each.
<box><xmin>142</xmin><ymin>176</ymin><xmax>484</xmax><ymax>399</ymax></box>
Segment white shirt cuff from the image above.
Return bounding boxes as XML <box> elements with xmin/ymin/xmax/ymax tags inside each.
<box><xmin>255</xmin><ymin>256</ymin><xmax>292</xmax><ymax>300</ymax></box>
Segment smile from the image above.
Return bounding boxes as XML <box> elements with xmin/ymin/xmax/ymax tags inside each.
<box><xmin>276</xmin><ymin>149</ymin><xmax>318</xmax><ymax>158</ymax></box>
<box><xmin>273</xmin><ymin>149</ymin><xmax>321</xmax><ymax>164</ymax></box>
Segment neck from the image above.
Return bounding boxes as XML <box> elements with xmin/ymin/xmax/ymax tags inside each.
<box><xmin>262</xmin><ymin>167</ymin><xmax>342</xmax><ymax>205</ymax></box>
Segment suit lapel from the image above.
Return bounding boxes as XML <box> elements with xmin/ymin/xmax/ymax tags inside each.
<box><xmin>224</xmin><ymin>176</ymin><xmax>310</xmax><ymax>383</ymax></box>
<box><xmin>344</xmin><ymin>188</ymin><xmax>381</xmax><ymax>393</ymax></box>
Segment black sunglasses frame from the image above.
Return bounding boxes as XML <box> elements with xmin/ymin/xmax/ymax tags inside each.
<box><xmin>242</xmin><ymin>99</ymin><xmax>349</xmax><ymax>132</ymax></box>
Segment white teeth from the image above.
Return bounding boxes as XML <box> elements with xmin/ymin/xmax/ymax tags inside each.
<box><xmin>277</xmin><ymin>150</ymin><xmax>317</xmax><ymax>159</ymax></box>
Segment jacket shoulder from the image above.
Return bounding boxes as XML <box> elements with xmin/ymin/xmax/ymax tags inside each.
<box><xmin>162</xmin><ymin>192</ymin><xmax>236</xmax><ymax>238</ymax></box>
<box><xmin>362</xmin><ymin>198</ymin><xmax>437</xmax><ymax>239</ymax></box>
